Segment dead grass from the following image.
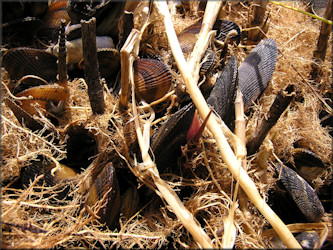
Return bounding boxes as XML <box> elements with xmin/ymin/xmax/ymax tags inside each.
<box><xmin>1</xmin><ymin>1</ymin><xmax>332</xmax><ymax>248</ymax></box>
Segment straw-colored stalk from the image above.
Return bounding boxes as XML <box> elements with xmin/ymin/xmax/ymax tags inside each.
<box><xmin>234</xmin><ymin>90</ymin><xmax>249</xmax><ymax>214</ymax></box>
<box><xmin>120</xmin><ymin>25</ymin><xmax>213</xmax><ymax>249</ymax></box>
<box><xmin>155</xmin><ymin>1</ymin><xmax>301</xmax><ymax>248</ymax></box>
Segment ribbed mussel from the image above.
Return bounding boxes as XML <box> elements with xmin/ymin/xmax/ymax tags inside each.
<box><xmin>86</xmin><ymin>163</ymin><xmax>120</xmax><ymax>229</ymax></box>
<box><xmin>275</xmin><ymin>164</ymin><xmax>325</xmax><ymax>223</ymax></box>
<box><xmin>133</xmin><ymin>58</ymin><xmax>172</xmax><ymax>104</ymax></box>
<box><xmin>20</xmin><ymin>155</ymin><xmax>78</xmax><ymax>201</ymax></box>
<box><xmin>238</xmin><ymin>38</ymin><xmax>278</xmax><ymax>110</ymax></box>
<box><xmin>207</xmin><ymin>38</ymin><xmax>278</xmax><ymax>129</ymax></box>
<box><xmin>177</xmin><ymin>19</ymin><xmax>241</xmax><ymax>76</ymax></box>
<box><xmin>178</xmin><ymin>19</ymin><xmax>241</xmax><ymax>54</ymax></box>
<box><xmin>151</xmin><ymin>102</ymin><xmax>196</xmax><ymax>173</ymax></box>
<box><xmin>292</xmin><ymin>147</ymin><xmax>327</xmax><ymax>182</ymax></box>
<box><xmin>2</xmin><ymin>48</ymin><xmax>58</xmax><ymax>82</ymax></box>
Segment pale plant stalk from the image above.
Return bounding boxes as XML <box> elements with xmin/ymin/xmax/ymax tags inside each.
<box><xmin>155</xmin><ymin>1</ymin><xmax>301</xmax><ymax>248</ymax></box>
<box><xmin>234</xmin><ymin>90</ymin><xmax>250</xmax><ymax>214</ymax></box>
<box><xmin>121</xmin><ymin>24</ymin><xmax>213</xmax><ymax>249</ymax></box>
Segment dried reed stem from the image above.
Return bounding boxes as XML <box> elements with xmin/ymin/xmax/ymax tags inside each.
<box><xmin>247</xmin><ymin>0</ymin><xmax>269</xmax><ymax>43</ymax></box>
<box><xmin>187</xmin><ymin>1</ymin><xmax>221</xmax><ymax>82</ymax></box>
<box><xmin>247</xmin><ymin>84</ymin><xmax>295</xmax><ymax>155</ymax></box>
<box><xmin>81</xmin><ymin>17</ymin><xmax>105</xmax><ymax>115</ymax></box>
<box><xmin>119</xmin><ymin>29</ymin><xmax>140</xmax><ymax>111</ymax></box>
<box><xmin>234</xmin><ymin>90</ymin><xmax>249</xmax><ymax>213</ymax></box>
<box><xmin>121</xmin><ymin>25</ymin><xmax>213</xmax><ymax>248</ymax></box>
<box><xmin>155</xmin><ymin>1</ymin><xmax>301</xmax><ymax>248</ymax></box>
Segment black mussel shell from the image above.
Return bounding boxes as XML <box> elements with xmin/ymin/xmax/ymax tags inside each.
<box><xmin>2</xmin><ymin>47</ymin><xmax>58</xmax><ymax>82</ymax></box>
<box><xmin>60</xmin><ymin>124</ymin><xmax>98</xmax><ymax>171</ymax></box>
<box><xmin>213</xmin><ymin>20</ymin><xmax>242</xmax><ymax>45</ymax></box>
<box><xmin>151</xmin><ymin>102</ymin><xmax>196</xmax><ymax>173</ymax></box>
<box><xmin>238</xmin><ymin>38</ymin><xmax>278</xmax><ymax>111</ymax></box>
<box><xmin>2</xmin><ymin>17</ymin><xmax>43</xmax><ymax>47</ymax></box>
<box><xmin>200</xmin><ymin>48</ymin><xmax>217</xmax><ymax>76</ymax></box>
<box><xmin>292</xmin><ymin>148</ymin><xmax>326</xmax><ymax>182</ymax></box>
<box><xmin>207</xmin><ymin>55</ymin><xmax>238</xmax><ymax>129</ymax></box>
<box><xmin>20</xmin><ymin>157</ymin><xmax>77</xmax><ymax>201</ymax></box>
<box><xmin>97</xmin><ymin>48</ymin><xmax>120</xmax><ymax>83</ymax></box>
<box><xmin>296</xmin><ymin>231</ymin><xmax>320</xmax><ymax>249</ymax></box>
<box><xmin>277</xmin><ymin>165</ymin><xmax>325</xmax><ymax>223</ymax></box>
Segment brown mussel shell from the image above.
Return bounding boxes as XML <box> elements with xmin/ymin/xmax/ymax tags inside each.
<box><xmin>2</xmin><ymin>47</ymin><xmax>58</xmax><ymax>82</ymax></box>
<box><xmin>15</xmin><ymin>85</ymin><xmax>69</xmax><ymax>116</ymax></box>
<box><xmin>87</xmin><ymin>163</ymin><xmax>120</xmax><ymax>229</ymax></box>
<box><xmin>133</xmin><ymin>58</ymin><xmax>172</xmax><ymax>103</ymax></box>
<box><xmin>277</xmin><ymin>164</ymin><xmax>325</xmax><ymax>223</ymax></box>
<box><xmin>238</xmin><ymin>38</ymin><xmax>278</xmax><ymax>111</ymax></box>
<box><xmin>5</xmin><ymin>98</ymin><xmax>44</xmax><ymax>131</ymax></box>
<box><xmin>37</xmin><ymin>0</ymin><xmax>70</xmax><ymax>43</ymax></box>
<box><xmin>178</xmin><ymin>19</ymin><xmax>241</xmax><ymax>54</ymax></box>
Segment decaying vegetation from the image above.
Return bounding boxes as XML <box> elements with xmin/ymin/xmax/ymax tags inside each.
<box><xmin>1</xmin><ymin>1</ymin><xmax>332</xmax><ymax>248</ymax></box>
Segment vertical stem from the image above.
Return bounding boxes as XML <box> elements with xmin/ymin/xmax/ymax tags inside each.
<box><xmin>234</xmin><ymin>90</ymin><xmax>249</xmax><ymax>213</ymax></box>
<box><xmin>247</xmin><ymin>0</ymin><xmax>269</xmax><ymax>44</ymax></box>
<box><xmin>119</xmin><ymin>29</ymin><xmax>141</xmax><ymax>111</ymax></box>
<box><xmin>81</xmin><ymin>17</ymin><xmax>105</xmax><ymax>115</ymax></box>
<box><xmin>247</xmin><ymin>85</ymin><xmax>295</xmax><ymax>155</ymax></box>
<box><xmin>58</xmin><ymin>19</ymin><xmax>67</xmax><ymax>87</ymax></box>
<box><xmin>311</xmin><ymin>0</ymin><xmax>333</xmax><ymax>79</ymax></box>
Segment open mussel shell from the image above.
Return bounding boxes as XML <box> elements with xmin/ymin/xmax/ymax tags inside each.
<box><xmin>96</xmin><ymin>48</ymin><xmax>120</xmax><ymax>82</ymax></box>
<box><xmin>133</xmin><ymin>58</ymin><xmax>172</xmax><ymax>103</ymax></box>
<box><xmin>207</xmin><ymin>55</ymin><xmax>238</xmax><ymax>129</ymax></box>
<box><xmin>292</xmin><ymin>148</ymin><xmax>327</xmax><ymax>182</ymax></box>
<box><xmin>5</xmin><ymin>98</ymin><xmax>44</xmax><ymax>131</ymax></box>
<box><xmin>151</xmin><ymin>102</ymin><xmax>196</xmax><ymax>173</ymax></box>
<box><xmin>238</xmin><ymin>38</ymin><xmax>278</xmax><ymax>111</ymax></box>
<box><xmin>213</xmin><ymin>20</ymin><xmax>242</xmax><ymax>45</ymax></box>
<box><xmin>86</xmin><ymin>163</ymin><xmax>120</xmax><ymax>229</ymax></box>
<box><xmin>271</xmin><ymin>231</ymin><xmax>320</xmax><ymax>249</ymax></box>
<box><xmin>15</xmin><ymin>85</ymin><xmax>69</xmax><ymax>116</ymax></box>
<box><xmin>2</xmin><ymin>48</ymin><xmax>58</xmax><ymax>82</ymax></box>
<box><xmin>20</xmin><ymin>156</ymin><xmax>77</xmax><ymax>200</ymax></box>
<box><xmin>277</xmin><ymin>164</ymin><xmax>325</xmax><ymax>223</ymax></box>
<box><xmin>12</xmin><ymin>75</ymin><xmax>49</xmax><ymax>95</ymax></box>
<box><xmin>61</xmin><ymin>124</ymin><xmax>99</xmax><ymax>171</ymax></box>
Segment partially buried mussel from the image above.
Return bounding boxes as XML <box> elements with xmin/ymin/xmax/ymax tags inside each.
<box><xmin>272</xmin><ymin>164</ymin><xmax>325</xmax><ymax>223</ymax></box>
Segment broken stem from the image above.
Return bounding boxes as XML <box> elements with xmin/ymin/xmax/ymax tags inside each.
<box><xmin>247</xmin><ymin>84</ymin><xmax>295</xmax><ymax>155</ymax></box>
<box><xmin>81</xmin><ymin>17</ymin><xmax>105</xmax><ymax>115</ymax></box>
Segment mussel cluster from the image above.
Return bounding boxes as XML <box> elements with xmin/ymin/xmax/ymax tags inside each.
<box><xmin>1</xmin><ymin>1</ymin><xmax>331</xmax><ymax>249</ymax></box>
